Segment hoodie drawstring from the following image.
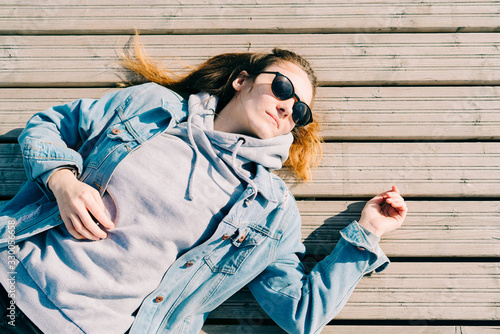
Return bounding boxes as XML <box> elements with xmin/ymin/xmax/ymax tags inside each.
<box><xmin>186</xmin><ymin>112</ymin><xmax>200</xmax><ymax>201</ymax></box>
<box><xmin>187</xmin><ymin>120</ymin><xmax>259</xmax><ymax>205</ymax></box>
<box><xmin>231</xmin><ymin>138</ymin><xmax>258</xmax><ymax>206</ymax></box>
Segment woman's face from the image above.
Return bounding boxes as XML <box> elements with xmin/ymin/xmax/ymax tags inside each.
<box><xmin>215</xmin><ymin>61</ymin><xmax>314</xmax><ymax>140</ymax></box>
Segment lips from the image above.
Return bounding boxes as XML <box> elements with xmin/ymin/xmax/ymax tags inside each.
<box><xmin>266</xmin><ymin>112</ymin><xmax>279</xmax><ymax>129</ymax></box>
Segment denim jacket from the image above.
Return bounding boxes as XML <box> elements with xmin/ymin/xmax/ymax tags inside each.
<box><xmin>0</xmin><ymin>83</ymin><xmax>389</xmax><ymax>334</ymax></box>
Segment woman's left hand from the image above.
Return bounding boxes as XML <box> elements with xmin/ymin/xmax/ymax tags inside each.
<box><xmin>358</xmin><ymin>185</ymin><xmax>407</xmax><ymax>238</ymax></box>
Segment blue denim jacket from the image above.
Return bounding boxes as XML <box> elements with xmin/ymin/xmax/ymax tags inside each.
<box><xmin>0</xmin><ymin>83</ymin><xmax>389</xmax><ymax>333</ymax></box>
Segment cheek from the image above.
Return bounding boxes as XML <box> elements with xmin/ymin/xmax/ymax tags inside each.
<box><xmin>244</xmin><ymin>92</ymin><xmax>267</xmax><ymax>116</ymax></box>
<box><xmin>284</xmin><ymin>119</ymin><xmax>296</xmax><ymax>133</ymax></box>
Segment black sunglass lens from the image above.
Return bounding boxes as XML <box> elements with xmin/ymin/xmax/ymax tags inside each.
<box><xmin>292</xmin><ymin>102</ymin><xmax>312</xmax><ymax>126</ymax></box>
<box><xmin>272</xmin><ymin>75</ymin><xmax>294</xmax><ymax>100</ymax></box>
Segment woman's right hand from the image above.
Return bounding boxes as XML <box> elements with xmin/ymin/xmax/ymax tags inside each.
<box><xmin>358</xmin><ymin>185</ymin><xmax>407</xmax><ymax>238</ymax></box>
<box><xmin>48</xmin><ymin>169</ymin><xmax>114</xmax><ymax>241</ymax></box>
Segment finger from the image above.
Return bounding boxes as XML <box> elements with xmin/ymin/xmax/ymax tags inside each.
<box><xmin>65</xmin><ymin>215</ymin><xmax>97</xmax><ymax>240</ymax></box>
<box><xmin>385</xmin><ymin>195</ymin><xmax>404</xmax><ymax>205</ymax></box>
<box><xmin>381</xmin><ymin>194</ymin><xmax>403</xmax><ymax>207</ymax></box>
<box><xmin>386</xmin><ymin>198</ymin><xmax>403</xmax><ymax>207</ymax></box>
<box><xmin>387</xmin><ymin>201</ymin><xmax>406</xmax><ymax>214</ymax></box>
<box><xmin>388</xmin><ymin>202</ymin><xmax>408</xmax><ymax>222</ymax></box>
<box><xmin>398</xmin><ymin>202</ymin><xmax>408</xmax><ymax>215</ymax></box>
<box><xmin>93</xmin><ymin>190</ymin><xmax>105</xmax><ymax>211</ymax></box>
<box><xmin>369</xmin><ymin>189</ymin><xmax>394</xmax><ymax>204</ymax></box>
<box><xmin>90</xmin><ymin>193</ymin><xmax>115</xmax><ymax>230</ymax></box>
<box><xmin>87</xmin><ymin>206</ymin><xmax>114</xmax><ymax>231</ymax></box>
<box><xmin>379</xmin><ymin>186</ymin><xmax>400</xmax><ymax>199</ymax></box>
<box><xmin>367</xmin><ymin>194</ymin><xmax>386</xmax><ymax>206</ymax></box>
<box><xmin>387</xmin><ymin>194</ymin><xmax>407</xmax><ymax>208</ymax></box>
<box><xmin>392</xmin><ymin>185</ymin><xmax>401</xmax><ymax>194</ymax></box>
<box><xmin>368</xmin><ymin>187</ymin><xmax>402</xmax><ymax>207</ymax></box>
<box><xmin>386</xmin><ymin>192</ymin><xmax>405</xmax><ymax>205</ymax></box>
<box><xmin>76</xmin><ymin>207</ymin><xmax>107</xmax><ymax>240</ymax></box>
<box><xmin>62</xmin><ymin>216</ymin><xmax>85</xmax><ymax>240</ymax></box>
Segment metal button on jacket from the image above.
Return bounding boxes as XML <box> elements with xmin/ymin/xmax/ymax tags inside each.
<box><xmin>154</xmin><ymin>296</ymin><xmax>164</xmax><ymax>303</ymax></box>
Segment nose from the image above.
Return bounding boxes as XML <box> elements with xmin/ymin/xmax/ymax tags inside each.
<box><xmin>277</xmin><ymin>99</ymin><xmax>294</xmax><ymax>119</ymax></box>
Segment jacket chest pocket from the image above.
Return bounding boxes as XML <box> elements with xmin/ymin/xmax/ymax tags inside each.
<box><xmin>86</xmin><ymin>122</ymin><xmax>137</xmax><ymax>169</ymax></box>
<box><xmin>204</xmin><ymin>226</ymin><xmax>267</xmax><ymax>275</ymax></box>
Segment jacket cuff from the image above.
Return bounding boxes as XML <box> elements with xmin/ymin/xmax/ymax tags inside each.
<box><xmin>21</xmin><ymin>136</ymin><xmax>83</xmax><ymax>199</ymax></box>
<box><xmin>40</xmin><ymin>166</ymin><xmax>79</xmax><ymax>189</ymax></box>
<box><xmin>339</xmin><ymin>221</ymin><xmax>390</xmax><ymax>274</ymax></box>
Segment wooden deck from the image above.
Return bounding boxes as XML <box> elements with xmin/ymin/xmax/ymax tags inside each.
<box><xmin>1</xmin><ymin>1</ymin><xmax>499</xmax><ymax>333</ymax></box>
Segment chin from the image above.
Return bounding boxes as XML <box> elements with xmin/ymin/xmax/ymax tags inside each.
<box><xmin>255</xmin><ymin>130</ymin><xmax>276</xmax><ymax>140</ymax></box>
<box><xmin>248</xmin><ymin>121</ymin><xmax>279</xmax><ymax>139</ymax></box>
<box><xmin>246</xmin><ymin>127</ymin><xmax>269</xmax><ymax>140</ymax></box>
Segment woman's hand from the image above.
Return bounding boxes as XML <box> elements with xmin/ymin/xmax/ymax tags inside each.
<box><xmin>48</xmin><ymin>169</ymin><xmax>114</xmax><ymax>241</ymax></box>
<box><xmin>358</xmin><ymin>185</ymin><xmax>407</xmax><ymax>238</ymax></box>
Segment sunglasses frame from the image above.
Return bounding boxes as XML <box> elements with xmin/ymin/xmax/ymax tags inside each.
<box><xmin>258</xmin><ymin>71</ymin><xmax>313</xmax><ymax>127</ymax></box>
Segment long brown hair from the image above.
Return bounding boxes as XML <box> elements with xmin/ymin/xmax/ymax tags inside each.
<box><xmin>121</xmin><ymin>37</ymin><xmax>322</xmax><ymax>181</ymax></box>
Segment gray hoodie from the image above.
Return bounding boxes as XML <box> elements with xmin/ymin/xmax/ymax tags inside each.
<box><xmin>13</xmin><ymin>92</ymin><xmax>294</xmax><ymax>334</ymax></box>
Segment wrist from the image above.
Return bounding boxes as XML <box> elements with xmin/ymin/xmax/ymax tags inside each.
<box><xmin>47</xmin><ymin>168</ymin><xmax>77</xmax><ymax>193</ymax></box>
<box><xmin>358</xmin><ymin>218</ymin><xmax>383</xmax><ymax>238</ymax></box>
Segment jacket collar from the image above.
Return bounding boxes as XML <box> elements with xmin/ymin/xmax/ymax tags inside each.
<box><xmin>243</xmin><ymin>164</ymin><xmax>286</xmax><ymax>204</ymax></box>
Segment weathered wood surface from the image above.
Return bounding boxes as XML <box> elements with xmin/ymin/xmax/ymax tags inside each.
<box><xmin>1</xmin><ymin>33</ymin><xmax>500</xmax><ymax>87</ymax></box>
<box><xmin>288</xmin><ymin>142</ymin><xmax>500</xmax><ymax>198</ymax></box>
<box><xmin>206</xmin><ymin>263</ymin><xmax>500</xmax><ymax>321</ymax></box>
<box><xmin>3</xmin><ymin>142</ymin><xmax>500</xmax><ymax>198</ymax></box>
<box><xmin>1</xmin><ymin>0</ymin><xmax>498</xmax><ymax>331</ymax></box>
<box><xmin>2</xmin><ymin>1</ymin><xmax>499</xmax><ymax>34</ymax></box>
<box><xmin>297</xmin><ymin>200</ymin><xmax>500</xmax><ymax>257</ymax></box>
<box><xmin>1</xmin><ymin>86</ymin><xmax>499</xmax><ymax>141</ymax></box>
<box><xmin>201</xmin><ymin>325</ymin><xmax>500</xmax><ymax>334</ymax></box>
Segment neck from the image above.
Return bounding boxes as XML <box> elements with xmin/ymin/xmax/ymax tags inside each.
<box><xmin>213</xmin><ymin>97</ymin><xmax>247</xmax><ymax>135</ymax></box>
<box><xmin>213</xmin><ymin>109</ymin><xmax>232</xmax><ymax>133</ymax></box>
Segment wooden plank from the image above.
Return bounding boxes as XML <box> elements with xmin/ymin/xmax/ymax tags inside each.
<box><xmin>2</xmin><ymin>142</ymin><xmax>500</xmax><ymax>198</ymax></box>
<box><xmin>0</xmin><ymin>144</ymin><xmax>23</xmax><ymax>198</ymax></box>
<box><xmin>1</xmin><ymin>86</ymin><xmax>499</xmax><ymax>141</ymax></box>
<box><xmin>315</xmin><ymin>86</ymin><xmax>500</xmax><ymax>140</ymax></box>
<box><xmin>201</xmin><ymin>325</ymin><xmax>500</xmax><ymax>334</ymax></box>
<box><xmin>1</xmin><ymin>33</ymin><xmax>499</xmax><ymax>87</ymax></box>
<box><xmin>1</xmin><ymin>1</ymin><xmax>499</xmax><ymax>34</ymax></box>
<box><xmin>298</xmin><ymin>200</ymin><xmax>500</xmax><ymax>257</ymax></box>
<box><xmin>286</xmin><ymin>142</ymin><xmax>500</xmax><ymax>198</ymax></box>
<box><xmin>0</xmin><ymin>88</ymin><xmax>117</xmax><ymax>140</ymax></box>
<box><xmin>206</xmin><ymin>263</ymin><xmax>500</xmax><ymax>321</ymax></box>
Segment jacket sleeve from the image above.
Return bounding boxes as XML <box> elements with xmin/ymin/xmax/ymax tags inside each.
<box><xmin>247</xmin><ymin>202</ymin><xmax>389</xmax><ymax>334</ymax></box>
<box><xmin>18</xmin><ymin>88</ymin><xmax>130</xmax><ymax>197</ymax></box>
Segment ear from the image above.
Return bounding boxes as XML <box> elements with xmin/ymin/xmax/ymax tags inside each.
<box><xmin>232</xmin><ymin>70</ymin><xmax>250</xmax><ymax>92</ymax></box>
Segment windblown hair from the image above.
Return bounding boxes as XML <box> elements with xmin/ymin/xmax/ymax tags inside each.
<box><xmin>121</xmin><ymin>37</ymin><xmax>322</xmax><ymax>181</ymax></box>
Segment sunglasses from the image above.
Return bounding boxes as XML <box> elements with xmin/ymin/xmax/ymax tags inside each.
<box><xmin>258</xmin><ymin>71</ymin><xmax>313</xmax><ymax>127</ymax></box>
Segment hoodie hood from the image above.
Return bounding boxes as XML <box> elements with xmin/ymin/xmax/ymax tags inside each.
<box><xmin>183</xmin><ymin>92</ymin><xmax>294</xmax><ymax>203</ymax></box>
<box><xmin>188</xmin><ymin>92</ymin><xmax>293</xmax><ymax>170</ymax></box>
